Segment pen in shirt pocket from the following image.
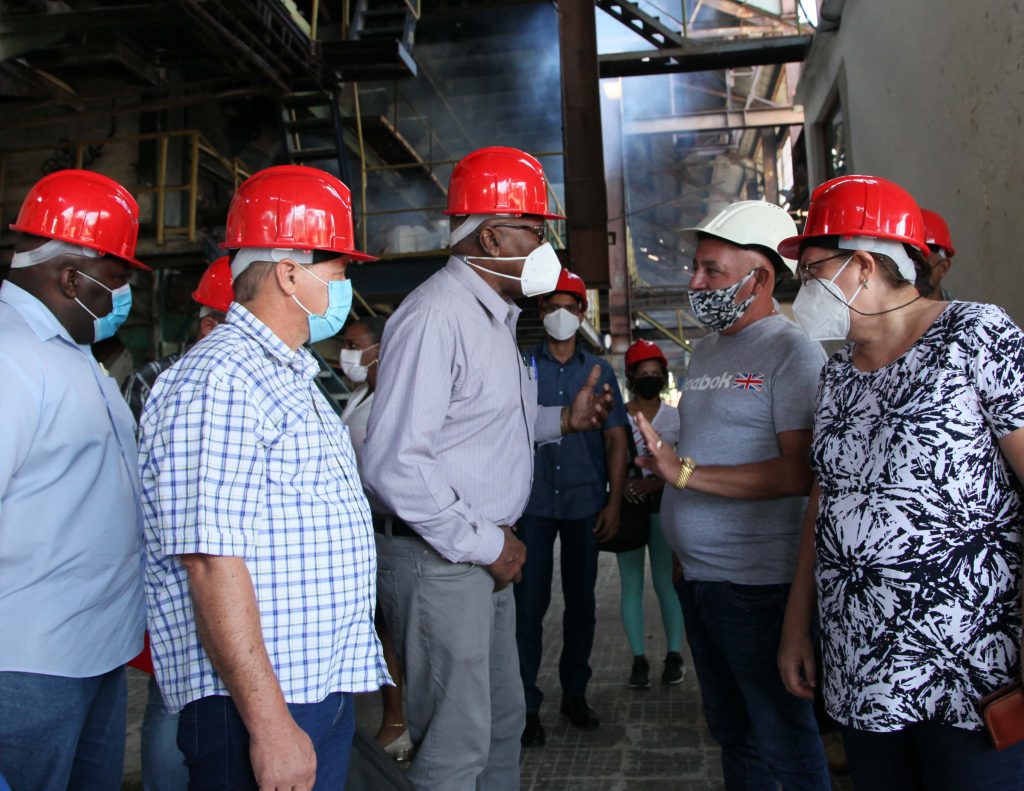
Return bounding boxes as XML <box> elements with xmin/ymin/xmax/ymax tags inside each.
<box><xmin>530</xmin><ymin>355</ymin><xmax>538</xmax><ymax>381</ymax></box>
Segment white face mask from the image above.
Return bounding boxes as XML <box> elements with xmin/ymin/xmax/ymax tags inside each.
<box><xmin>543</xmin><ymin>308</ymin><xmax>580</xmax><ymax>341</ymax></box>
<box><xmin>462</xmin><ymin>242</ymin><xmax>562</xmax><ymax>298</ymax></box>
<box><xmin>792</xmin><ymin>255</ymin><xmax>862</xmax><ymax>341</ymax></box>
<box><xmin>339</xmin><ymin>344</ymin><xmax>378</xmax><ymax>383</ymax></box>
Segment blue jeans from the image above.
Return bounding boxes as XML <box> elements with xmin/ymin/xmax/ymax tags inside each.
<box><xmin>177</xmin><ymin>692</ymin><xmax>354</xmax><ymax>790</ymax></box>
<box><xmin>0</xmin><ymin>667</ymin><xmax>127</xmax><ymax>791</ymax></box>
<box><xmin>514</xmin><ymin>513</ymin><xmax>599</xmax><ymax>713</ymax></box>
<box><xmin>142</xmin><ymin>675</ymin><xmax>187</xmax><ymax>791</ymax></box>
<box><xmin>675</xmin><ymin>579</ymin><xmax>830</xmax><ymax>791</ymax></box>
<box><xmin>841</xmin><ymin>721</ymin><xmax>1024</xmax><ymax>791</ymax></box>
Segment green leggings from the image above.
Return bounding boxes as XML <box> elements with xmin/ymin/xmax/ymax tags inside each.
<box><xmin>615</xmin><ymin>514</ymin><xmax>684</xmax><ymax>656</ymax></box>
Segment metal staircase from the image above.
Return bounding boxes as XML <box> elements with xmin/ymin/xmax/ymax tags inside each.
<box><xmin>595</xmin><ymin>0</ymin><xmax>691</xmax><ymax>51</ymax></box>
<box><xmin>280</xmin><ymin>86</ymin><xmax>352</xmax><ymax>184</ymax></box>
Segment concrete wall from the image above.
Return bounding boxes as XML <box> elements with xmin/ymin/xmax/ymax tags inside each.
<box><xmin>796</xmin><ymin>0</ymin><xmax>1024</xmax><ymax>322</ymax></box>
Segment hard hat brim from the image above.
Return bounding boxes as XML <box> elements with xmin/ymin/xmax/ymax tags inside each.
<box><xmin>219</xmin><ymin>241</ymin><xmax>379</xmax><ymax>263</ymax></box>
<box><xmin>9</xmin><ymin>223</ymin><xmax>152</xmax><ymax>271</ymax></box>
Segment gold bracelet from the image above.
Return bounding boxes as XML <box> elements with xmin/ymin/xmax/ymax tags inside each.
<box><xmin>673</xmin><ymin>457</ymin><xmax>697</xmax><ymax>490</ymax></box>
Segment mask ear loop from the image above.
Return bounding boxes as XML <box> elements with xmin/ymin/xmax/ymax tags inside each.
<box><xmin>812</xmin><ymin>254</ymin><xmax>922</xmax><ymax>317</ymax></box>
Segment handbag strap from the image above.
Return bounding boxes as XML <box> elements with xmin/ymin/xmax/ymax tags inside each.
<box><xmin>625</xmin><ymin>413</ymin><xmax>645</xmax><ymax>480</ymax></box>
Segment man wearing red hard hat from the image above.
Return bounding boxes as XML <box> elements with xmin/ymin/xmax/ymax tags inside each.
<box><xmin>0</xmin><ymin>170</ymin><xmax>149</xmax><ymax>790</ymax></box>
<box><xmin>122</xmin><ymin>256</ymin><xmax>233</xmax><ymax>422</ymax></box>
<box><xmin>138</xmin><ymin>165</ymin><xmax>388</xmax><ymax>789</ymax></box>
<box><xmin>921</xmin><ymin>208</ymin><xmax>956</xmax><ymax>301</ymax></box>
<box><xmin>516</xmin><ymin>268</ymin><xmax>630</xmax><ymax>746</ymax></box>
<box><xmin>362</xmin><ymin>147</ymin><xmax>614</xmax><ymax>791</ymax></box>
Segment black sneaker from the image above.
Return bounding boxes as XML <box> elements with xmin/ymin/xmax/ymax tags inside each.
<box><xmin>629</xmin><ymin>655</ymin><xmax>650</xmax><ymax>689</ymax></box>
<box><xmin>662</xmin><ymin>651</ymin><xmax>685</xmax><ymax>685</ymax></box>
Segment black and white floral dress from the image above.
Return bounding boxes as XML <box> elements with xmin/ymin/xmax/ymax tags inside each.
<box><xmin>811</xmin><ymin>301</ymin><xmax>1024</xmax><ymax>732</ymax></box>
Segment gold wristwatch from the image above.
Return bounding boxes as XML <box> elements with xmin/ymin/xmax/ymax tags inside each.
<box><xmin>673</xmin><ymin>457</ymin><xmax>697</xmax><ymax>490</ymax></box>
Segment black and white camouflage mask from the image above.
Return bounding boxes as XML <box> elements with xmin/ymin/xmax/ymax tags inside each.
<box><xmin>688</xmin><ymin>267</ymin><xmax>760</xmax><ymax>332</ymax></box>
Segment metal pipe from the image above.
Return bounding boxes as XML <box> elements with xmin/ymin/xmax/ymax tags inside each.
<box><xmin>353</xmin><ymin>287</ymin><xmax>377</xmax><ymax>316</ymax></box>
<box><xmin>156</xmin><ymin>135</ymin><xmax>169</xmax><ymax>245</ymax></box>
<box><xmin>188</xmin><ymin>133</ymin><xmax>200</xmax><ymax>242</ymax></box>
<box><xmin>636</xmin><ymin>310</ymin><xmax>691</xmax><ymax>351</ymax></box>
<box><xmin>352</xmin><ymin>82</ymin><xmax>369</xmax><ymax>252</ymax></box>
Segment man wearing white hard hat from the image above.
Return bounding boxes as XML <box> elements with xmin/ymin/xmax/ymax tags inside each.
<box><xmin>632</xmin><ymin>201</ymin><xmax>831</xmax><ymax>790</ymax></box>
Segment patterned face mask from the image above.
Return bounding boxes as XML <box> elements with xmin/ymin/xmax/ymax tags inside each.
<box><xmin>688</xmin><ymin>268</ymin><xmax>760</xmax><ymax>332</ymax></box>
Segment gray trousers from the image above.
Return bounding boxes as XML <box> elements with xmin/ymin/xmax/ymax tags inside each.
<box><xmin>375</xmin><ymin>534</ymin><xmax>524</xmax><ymax>791</ymax></box>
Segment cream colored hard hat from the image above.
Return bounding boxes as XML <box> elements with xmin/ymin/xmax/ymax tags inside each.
<box><xmin>681</xmin><ymin>200</ymin><xmax>798</xmax><ymax>274</ymax></box>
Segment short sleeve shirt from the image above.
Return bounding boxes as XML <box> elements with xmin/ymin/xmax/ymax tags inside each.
<box><xmin>139</xmin><ymin>304</ymin><xmax>387</xmax><ymax>712</ymax></box>
<box><xmin>812</xmin><ymin>301</ymin><xmax>1024</xmax><ymax>732</ymax></box>
<box><xmin>661</xmin><ymin>314</ymin><xmax>828</xmax><ymax>584</ymax></box>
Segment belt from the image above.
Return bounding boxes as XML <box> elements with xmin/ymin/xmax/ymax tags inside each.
<box><xmin>372</xmin><ymin>514</ymin><xmax>422</xmax><ymax>540</ymax></box>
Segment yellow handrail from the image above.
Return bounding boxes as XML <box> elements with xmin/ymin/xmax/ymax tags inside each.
<box><xmin>1</xmin><ymin>129</ymin><xmax>250</xmax><ymax>246</ymax></box>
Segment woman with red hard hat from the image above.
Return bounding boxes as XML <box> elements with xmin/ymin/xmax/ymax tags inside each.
<box><xmin>921</xmin><ymin>208</ymin><xmax>956</xmax><ymax>301</ymax></box>
<box><xmin>778</xmin><ymin>174</ymin><xmax>1024</xmax><ymax>789</ymax></box>
<box><xmin>617</xmin><ymin>339</ymin><xmax>685</xmax><ymax>691</ymax></box>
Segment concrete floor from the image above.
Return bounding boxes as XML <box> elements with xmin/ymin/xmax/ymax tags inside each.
<box><xmin>122</xmin><ymin>550</ymin><xmax>853</xmax><ymax>790</ymax></box>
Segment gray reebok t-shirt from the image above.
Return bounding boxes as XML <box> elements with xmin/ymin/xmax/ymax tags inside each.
<box><xmin>661</xmin><ymin>314</ymin><xmax>827</xmax><ymax>584</ymax></box>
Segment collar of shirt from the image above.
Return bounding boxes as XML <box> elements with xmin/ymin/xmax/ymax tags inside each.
<box><xmin>535</xmin><ymin>338</ymin><xmax>587</xmax><ymax>366</ymax></box>
<box><xmin>445</xmin><ymin>256</ymin><xmax>520</xmax><ymax>328</ymax></box>
<box><xmin>225</xmin><ymin>302</ymin><xmax>320</xmax><ymax>379</ymax></box>
<box><xmin>0</xmin><ymin>279</ymin><xmax>85</xmax><ymax>350</ymax></box>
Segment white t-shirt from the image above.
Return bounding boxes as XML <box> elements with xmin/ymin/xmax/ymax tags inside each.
<box><xmin>627</xmin><ymin>402</ymin><xmax>679</xmax><ymax>478</ymax></box>
<box><xmin>340</xmin><ymin>385</ymin><xmax>374</xmax><ymax>465</ymax></box>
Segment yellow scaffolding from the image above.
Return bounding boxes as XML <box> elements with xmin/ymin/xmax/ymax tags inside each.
<box><xmin>0</xmin><ymin>129</ymin><xmax>250</xmax><ymax>246</ymax></box>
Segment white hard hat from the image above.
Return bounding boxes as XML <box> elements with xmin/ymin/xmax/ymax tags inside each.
<box><xmin>680</xmin><ymin>200</ymin><xmax>798</xmax><ymax>274</ymax></box>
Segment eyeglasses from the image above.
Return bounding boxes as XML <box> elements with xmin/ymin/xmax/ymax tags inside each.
<box><xmin>796</xmin><ymin>251</ymin><xmax>849</xmax><ymax>284</ymax></box>
<box><xmin>541</xmin><ymin>302</ymin><xmax>582</xmax><ymax>316</ymax></box>
<box><xmin>489</xmin><ymin>224</ymin><xmax>546</xmax><ymax>242</ymax></box>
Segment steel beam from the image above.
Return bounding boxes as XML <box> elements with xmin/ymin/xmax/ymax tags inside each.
<box><xmin>625</xmin><ymin>105</ymin><xmax>804</xmax><ymax>135</ymax></box>
<box><xmin>558</xmin><ymin>0</ymin><xmax>609</xmax><ymax>288</ymax></box>
<box><xmin>697</xmin><ymin>0</ymin><xmax>800</xmax><ymax>29</ymax></box>
<box><xmin>601</xmin><ymin>84</ymin><xmax>631</xmax><ymax>352</ymax></box>
<box><xmin>599</xmin><ymin>34</ymin><xmax>812</xmax><ymax>78</ymax></box>
<box><xmin>0</xmin><ymin>4</ymin><xmax>180</xmax><ymax>35</ymax></box>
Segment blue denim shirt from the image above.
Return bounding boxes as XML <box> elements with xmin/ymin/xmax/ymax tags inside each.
<box><xmin>524</xmin><ymin>340</ymin><xmax>628</xmax><ymax>519</ymax></box>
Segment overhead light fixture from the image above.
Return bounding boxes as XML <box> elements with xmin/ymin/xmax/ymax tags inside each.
<box><xmin>648</xmin><ymin>254</ymin><xmax>659</xmax><ymax>261</ymax></box>
<box><xmin>601</xmin><ymin>80</ymin><xmax>623</xmax><ymax>100</ymax></box>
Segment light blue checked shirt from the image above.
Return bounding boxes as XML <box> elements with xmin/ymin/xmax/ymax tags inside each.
<box><xmin>139</xmin><ymin>304</ymin><xmax>387</xmax><ymax>713</ymax></box>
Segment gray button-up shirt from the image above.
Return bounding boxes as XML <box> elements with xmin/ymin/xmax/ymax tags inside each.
<box><xmin>362</xmin><ymin>257</ymin><xmax>561</xmax><ymax>565</ymax></box>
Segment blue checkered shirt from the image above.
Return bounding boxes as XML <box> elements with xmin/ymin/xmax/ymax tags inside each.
<box><xmin>139</xmin><ymin>304</ymin><xmax>387</xmax><ymax>712</ymax></box>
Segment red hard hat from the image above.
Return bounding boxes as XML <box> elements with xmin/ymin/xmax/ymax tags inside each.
<box><xmin>10</xmin><ymin>169</ymin><xmax>149</xmax><ymax>270</ymax></box>
<box><xmin>191</xmin><ymin>256</ymin><xmax>234</xmax><ymax>313</ymax></box>
<box><xmin>540</xmin><ymin>268</ymin><xmax>588</xmax><ymax>310</ymax></box>
<box><xmin>222</xmin><ymin>165</ymin><xmax>377</xmax><ymax>261</ymax></box>
<box><xmin>444</xmin><ymin>147</ymin><xmax>565</xmax><ymax>220</ymax></box>
<box><xmin>777</xmin><ymin>175</ymin><xmax>929</xmax><ymax>260</ymax></box>
<box><xmin>625</xmin><ymin>339</ymin><xmax>668</xmax><ymax>372</ymax></box>
<box><xmin>921</xmin><ymin>208</ymin><xmax>956</xmax><ymax>257</ymax></box>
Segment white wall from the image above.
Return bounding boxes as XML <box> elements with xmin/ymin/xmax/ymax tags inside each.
<box><xmin>796</xmin><ymin>0</ymin><xmax>1024</xmax><ymax>322</ymax></box>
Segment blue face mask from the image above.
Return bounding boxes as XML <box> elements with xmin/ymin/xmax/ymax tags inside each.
<box><xmin>75</xmin><ymin>270</ymin><xmax>132</xmax><ymax>343</ymax></box>
<box><xmin>292</xmin><ymin>265</ymin><xmax>353</xmax><ymax>344</ymax></box>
